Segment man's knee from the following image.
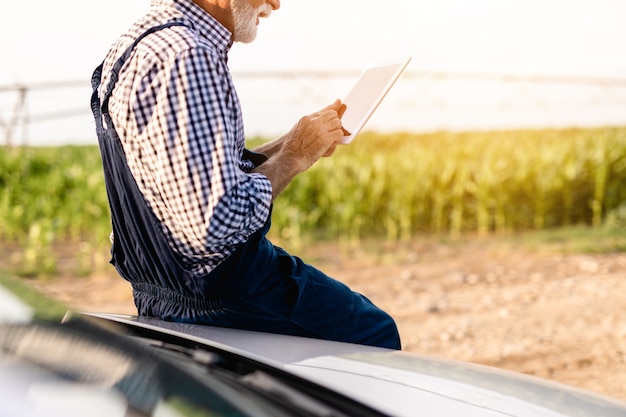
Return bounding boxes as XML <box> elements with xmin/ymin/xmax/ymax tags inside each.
<box><xmin>372</xmin><ymin>311</ymin><xmax>402</xmax><ymax>350</ymax></box>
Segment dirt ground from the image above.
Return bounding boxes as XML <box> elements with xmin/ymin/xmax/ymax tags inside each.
<box><xmin>29</xmin><ymin>237</ymin><xmax>626</xmax><ymax>402</ymax></box>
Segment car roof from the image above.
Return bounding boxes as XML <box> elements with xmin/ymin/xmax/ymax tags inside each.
<box><xmin>85</xmin><ymin>313</ymin><xmax>626</xmax><ymax>417</ymax></box>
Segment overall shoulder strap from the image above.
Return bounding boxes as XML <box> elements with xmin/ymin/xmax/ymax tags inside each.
<box><xmin>99</xmin><ymin>21</ymin><xmax>187</xmax><ymax>115</ymax></box>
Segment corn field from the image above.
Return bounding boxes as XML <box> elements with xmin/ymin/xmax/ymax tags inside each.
<box><xmin>1</xmin><ymin>126</ymin><xmax>625</xmax><ymax>276</ymax></box>
<box><xmin>272</xmin><ymin>127</ymin><xmax>626</xmax><ymax>243</ymax></box>
<box><xmin>0</xmin><ymin>145</ymin><xmax>111</xmax><ymax>275</ymax></box>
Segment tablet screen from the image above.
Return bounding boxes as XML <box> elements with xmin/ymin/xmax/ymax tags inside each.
<box><xmin>340</xmin><ymin>57</ymin><xmax>411</xmax><ymax>144</ymax></box>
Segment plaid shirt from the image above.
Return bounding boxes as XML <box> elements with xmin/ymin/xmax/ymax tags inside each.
<box><xmin>99</xmin><ymin>0</ymin><xmax>272</xmax><ymax>274</ymax></box>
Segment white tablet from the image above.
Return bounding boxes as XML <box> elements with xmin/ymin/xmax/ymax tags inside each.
<box><xmin>340</xmin><ymin>56</ymin><xmax>411</xmax><ymax>144</ymax></box>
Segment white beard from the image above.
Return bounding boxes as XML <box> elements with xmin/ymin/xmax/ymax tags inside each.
<box><xmin>231</xmin><ymin>0</ymin><xmax>271</xmax><ymax>43</ymax></box>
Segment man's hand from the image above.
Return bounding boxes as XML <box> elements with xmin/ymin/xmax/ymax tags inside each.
<box><xmin>282</xmin><ymin>99</ymin><xmax>347</xmax><ymax>170</ymax></box>
<box><xmin>323</xmin><ymin>100</ymin><xmax>350</xmax><ymax>157</ymax></box>
<box><xmin>252</xmin><ymin>99</ymin><xmax>348</xmax><ymax>199</ymax></box>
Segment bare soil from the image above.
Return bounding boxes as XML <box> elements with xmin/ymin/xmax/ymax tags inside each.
<box><xmin>27</xmin><ymin>237</ymin><xmax>626</xmax><ymax>402</ymax></box>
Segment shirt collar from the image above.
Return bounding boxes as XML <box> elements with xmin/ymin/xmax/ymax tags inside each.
<box><xmin>150</xmin><ymin>0</ymin><xmax>234</xmax><ymax>53</ymax></box>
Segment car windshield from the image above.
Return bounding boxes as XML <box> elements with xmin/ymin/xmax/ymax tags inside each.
<box><xmin>0</xmin><ymin>319</ymin><xmax>278</xmax><ymax>417</ymax></box>
<box><xmin>0</xmin><ymin>274</ymin><xmax>291</xmax><ymax>417</ymax></box>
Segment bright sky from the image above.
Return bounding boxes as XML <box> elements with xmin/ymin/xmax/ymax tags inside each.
<box><xmin>1</xmin><ymin>0</ymin><xmax>625</xmax><ymax>143</ymax></box>
<box><xmin>2</xmin><ymin>0</ymin><xmax>625</xmax><ymax>82</ymax></box>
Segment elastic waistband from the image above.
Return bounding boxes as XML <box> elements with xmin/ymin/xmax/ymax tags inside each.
<box><xmin>133</xmin><ymin>282</ymin><xmax>224</xmax><ymax>312</ymax></box>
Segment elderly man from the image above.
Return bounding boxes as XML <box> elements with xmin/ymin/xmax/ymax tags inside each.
<box><xmin>90</xmin><ymin>0</ymin><xmax>400</xmax><ymax>349</ymax></box>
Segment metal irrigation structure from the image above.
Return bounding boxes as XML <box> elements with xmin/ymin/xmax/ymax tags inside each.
<box><xmin>0</xmin><ymin>80</ymin><xmax>88</xmax><ymax>147</ymax></box>
<box><xmin>1</xmin><ymin>71</ymin><xmax>626</xmax><ymax>146</ymax></box>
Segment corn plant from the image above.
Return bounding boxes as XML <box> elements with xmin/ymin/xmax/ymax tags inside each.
<box><xmin>1</xmin><ymin>126</ymin><xmax>625</xmax><ymax>276</ymax></box>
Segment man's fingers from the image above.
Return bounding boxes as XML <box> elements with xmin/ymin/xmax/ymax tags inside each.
<box><xmin>337</xmin><ymin>103</ymin><xmax>347</xmax><ymax>118</ymax></box>
<box><xmin>320</xmin><ymin>99</ymin><xmax>342</xmax><ymax>112</ymax></box>
<box><xmin>306</xmin><ymin>100</ymin><xmax>351</xmax><ymax>139</ymax></box>
<box><xmin>323</xmin><ymin>143</ymin><xmax>338</xmax><ymax>157</ymax></box>
<box><xmin>337</xmin><ymin>104</ymin><xmax>351</xmax><ymax>136</ymax></box>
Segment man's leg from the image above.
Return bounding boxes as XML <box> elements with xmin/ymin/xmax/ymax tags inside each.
<box><xmin>284</xmin><ymin>255</ymin><xmax>401</xmax><ymax>349</ymax></box>
<box><xmin>201</xmin><ymin>232</ymin><xmax>401</xmax><ymax>349</ymax></box>
<box><xmin>219</xmin><ymin>248</ymin><xmax>401</xmax><ymax>349</ymax></box>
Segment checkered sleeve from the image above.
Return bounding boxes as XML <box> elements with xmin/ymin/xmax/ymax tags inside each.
<box><xmin>138</xmin><ymin>46</ymin><xmax>272</xmax><ymax>257</ymax></box>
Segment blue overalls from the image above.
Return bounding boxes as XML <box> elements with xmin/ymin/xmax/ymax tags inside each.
<box><xmin>90</xmin><ymin>22</ymin><xmax>401</xmax><ymax>350</ymax></box>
